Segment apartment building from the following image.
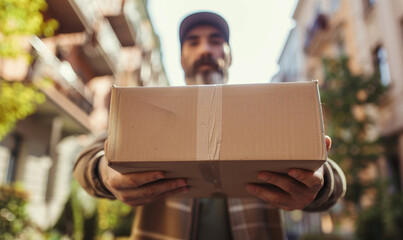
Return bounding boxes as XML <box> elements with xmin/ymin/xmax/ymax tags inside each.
<box><xmin>0</xmin><ymin>0</ymin><xmax>168</xmax><ymax>229</ymax></box>
<box><xmin>274</xmin><ymin>0</ymin><xmax>403</xmax><ymax>236</ymax></box>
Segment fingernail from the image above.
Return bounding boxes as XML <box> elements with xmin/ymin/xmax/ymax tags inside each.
<box><xmin>155</xmin><ymin>173</ymin><xmax>165</xmax><ymax>180</ymax></box>
<box><xmin>289</xmin><ymin>169</ymin><xmax>299</xmax><ymax>178</ymax></box>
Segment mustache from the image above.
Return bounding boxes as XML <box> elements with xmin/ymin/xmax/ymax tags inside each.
<box><xmin>193</xmin><ymin>55</ymin><xmax>220</xmax><ymax>71</ymax></box>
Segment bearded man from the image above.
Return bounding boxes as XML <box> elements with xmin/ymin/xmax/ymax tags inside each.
<box><xmin>74</xmin><ymin>11</ymin><xmax>346</xmax><ymax>240</ymax></box>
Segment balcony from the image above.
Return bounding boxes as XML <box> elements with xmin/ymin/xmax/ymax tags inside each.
<box><xmin>30</xmin><ymin>36</ymin><xmax>94</xmax><ymax>133</ymax></box>
<box><xmin>79</xmin><ymin>20</ymin><xmax>121</xmax><ymax>76</ymax></box>
<box><xmin>304</xmin><ymin>14</ymin><xmax>330</xmax><ymax>55</ymax></box>
<box><xmin>46</xmin><ymin>0</ymin><xmax>101</xmax><ymax>34</ymax></box>
<box><xmin>105</xmin><ymin>0</ymin><xmax>139</xmax><ymax>47</ymax></box>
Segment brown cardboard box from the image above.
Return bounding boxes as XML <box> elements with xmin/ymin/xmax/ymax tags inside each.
<box><xmin>107</xmin><ymin>81</ymin><xmax>327</xmax><ymax>198</ymax></box>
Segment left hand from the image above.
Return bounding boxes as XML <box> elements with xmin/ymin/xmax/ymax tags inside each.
<box><xmin>246</xmin><ymin>136</ymin><xmax>332</xmax><ymax>211</ymax></box>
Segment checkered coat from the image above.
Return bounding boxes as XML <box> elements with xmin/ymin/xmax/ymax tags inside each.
<box><xmin>74</xmin><ymin>133</ymin><xmax>346</xmax><ymax>240</ymax></box>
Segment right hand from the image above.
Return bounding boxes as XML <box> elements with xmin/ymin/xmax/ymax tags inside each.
<box><xmin>99</xmin><ymin>138</ymin><xmax>190</xmax><ymax>207</ymax></box>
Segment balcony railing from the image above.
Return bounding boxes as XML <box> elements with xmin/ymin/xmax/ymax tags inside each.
<box><xmin>30</xmin><ymin>36</ymin><xmax>94</xmax><ymax>114</ymax></box>
<box><xmin>304</xmin><ymin>14</ymin><xmax>329</xmax><ymax>55</ymax></box>
<box><xmin>80</xmin><ymin>20</ymin><xmax>121</xmax><ymax>76</ymax></box>
<box><xmin>105</xmin><ymin>0</ymin><xmax>138</xmax><ymax>47</ymax></box>
<box><xmin>97</xmin><ymin>20</ymin><xmax>121</xmax><ymax>66</ymax></box>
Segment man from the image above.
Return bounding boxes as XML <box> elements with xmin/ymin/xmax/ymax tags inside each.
<box><xmin>74</xmin><ymin>11</ymin><xmax>346</xmax><ymax>240</ymax></box>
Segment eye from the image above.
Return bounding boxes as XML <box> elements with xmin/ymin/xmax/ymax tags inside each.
<box><xmin>210</xmin><ymin>38</ymin><xmax>224</xmax><ymax>46</ymax></box>
<box><xmin>188</xmin><ymin>40</ymin><xmax>199</xmax><ymax>46</ymax></box>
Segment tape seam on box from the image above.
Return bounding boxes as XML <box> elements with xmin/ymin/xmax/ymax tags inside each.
<box><xmin>196</xmin><ymin>85</ymin><xmax>223</xmax><ymax>190</ymax></box>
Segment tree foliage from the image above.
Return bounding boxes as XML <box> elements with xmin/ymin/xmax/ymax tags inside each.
<box><xmin>0</xmin><ymin>81</ymin><xmax>46</xmax><ymax>140</ymax></box>
<box><xmin>321</xmin><ymin>56</ymin><xmax>403</xmax><ymax>240</ymax></box>
<box><xmin>0</xmin><ymin>0</ymin><xmax>58</xmax><ymax>58</ymax></box>
<box><xmin>0</xmin><ymin>0</ymin><xmax>58</xmax><ymax>141</ymax></box>
<box><xmin>54</xmin><ymin>181</ymin><xmax>134</xmax><ymax>240</ymax></box>
<box><xmin>0</xmin><ymin>185</ymin><xmax>29</xmax><ymax>240</ymax></box>
<box><xmin>321</xmin><ymin>56</ymin><xmax>386</xmax><ymax>204</ymax></box>
<box><xmin>0</xmin><ymin>0</ymin><xmax>59</xmax><ymax>237</ymax></box>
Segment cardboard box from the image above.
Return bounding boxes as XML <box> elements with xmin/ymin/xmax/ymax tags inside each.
<box><xmin>107</xmin><ymin>81</ymin><xmax>327</xmax><ymax>198</ymax></box>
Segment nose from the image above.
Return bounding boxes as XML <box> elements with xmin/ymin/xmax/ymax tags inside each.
<box><xmin>199</xmin><ymin>39</ymin><xmax>212</xmax><ymax>56</ymax></box>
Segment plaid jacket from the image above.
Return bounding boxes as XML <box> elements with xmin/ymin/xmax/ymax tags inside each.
<box><xmin>74</xmin><ymin>133</ymin><xmax>346</xmax><ymax>240</ymax></box>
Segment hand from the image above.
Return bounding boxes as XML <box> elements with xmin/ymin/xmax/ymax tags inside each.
<box><xmin>246</xmin><ymin>136</ymin><xmax>332</xmax><ymax>211</ymax></box>
<box><xmin>99</xmin><ymin>139</ymin><xmax>190</xmax><ymax>207</ymax></box>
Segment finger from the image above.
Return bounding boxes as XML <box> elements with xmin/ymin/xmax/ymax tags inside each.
<box><xmin>246</xmin><ymin>184</ymin><xmax>301</xmax><ymax>211</ymax></box>
<box><xmin>325</xmin><ymin>135</ymin><xmax>332</xmax><ymax>151</ymax></box>
<box><xmin>288</xmin><ymin>168</ymin><xmax>324</xmax><ymax>192</ymax></box>
<box><xmin>258</xmin><ymin>172</ymin><xmax>306</xmax><ymax>197</ymax></box>
<box><xmin>108</xmin><ymin>171</ymin><xmax>166</xmax><ymax>190</ymax></box>
<box><xmin>126</xmin><ymin>186</ymin><xmax>190</xmax><ymax>206</ymax></box>
<box><xmin>116</xmin><ymin>178</ymin><xmax>187</xmax><ymax>204</ymax></box>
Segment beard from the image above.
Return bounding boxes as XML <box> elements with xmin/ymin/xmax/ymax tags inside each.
<box><xmin>188</xmin><ymin>71</ymin><xmax>224</xmax><ymax>85</ymax></box>
<box><xmin>185</xmin><ymin>55</ymin><xmax>229</xmax><ymax>85</ymax></box>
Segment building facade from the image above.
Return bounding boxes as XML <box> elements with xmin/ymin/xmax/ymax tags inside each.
<box><xmin>0</xmin><ymin>0</ymin><xmax>168</xmax><ymax>229</ymax></box>
<box><xmin>274</xmin><ymin>0</ymin><xmax>403</xmax><ymax>236</ymax></box>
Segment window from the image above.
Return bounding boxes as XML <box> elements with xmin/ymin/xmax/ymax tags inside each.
<box><xmin>6</xmin><ymin>134</ymin><xmax>22</xmax><ymax>183</ymax></box>
<box><xmin>374</xmin><ymin>46</ymin><xmax>391</xmax><ymax>86</ymax></box>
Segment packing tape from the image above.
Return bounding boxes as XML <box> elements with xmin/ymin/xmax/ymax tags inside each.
<box><xmin>196</xmin><ymin>85</ymin><xmax>223</xmax><ymax>190</ymax></box>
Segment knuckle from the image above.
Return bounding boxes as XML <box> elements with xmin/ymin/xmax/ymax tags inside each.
<box><xmin>108</xmin><ymin>178</ymin><xmax>120</xmax><ymax>190</ymax></box>
<box><xmin>129</xmin><ymin>175</ymin><xmax>141</xmax><ymax>187</ymax></box>
<box><xmin>296</xmin><ymin>173</ymin><xmax>306</xmax><ymax>181</ymax></box>
<box><xmin>312</xmin><ymin>176</ymin><xmax>324</xmax><ymax>189</ymax></box>
<box><xmin>264</xmin><ymin>173</ymin><xmax>273</xmax><ymax>182</ymax></box>
<box><xmin>285</xmin><ymin>184</ymin><xmax>298</xmax><ymax>195</ymax></box>
<box><xmin>142</xmin><ymin>187</ymin><xmax>158</xmax><ymax>198</ymax></box>
<box><xmin>268</xmin><ymin>175</ymin><xmax>280</xmax><ymax>185</ymax></box>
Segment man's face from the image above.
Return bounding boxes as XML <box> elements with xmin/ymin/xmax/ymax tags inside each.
<box><xmin>181</xmin><ymin>25</ymin><xmax>231</xmax><ymax>85</ymax></box>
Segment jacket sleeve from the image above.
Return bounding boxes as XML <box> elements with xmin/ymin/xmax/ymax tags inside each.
<box><xmin>73</xmin><ymin>131</ymin><xmax>115</xmax><ymax>199</ymax></box>
<box><xmin>303</xmin><ymin>158</ymin><xmax>347</xmax><ymax>212</ymax></box>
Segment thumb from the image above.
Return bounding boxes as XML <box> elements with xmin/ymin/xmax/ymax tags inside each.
<box><xmin>325</xmin><ymin>136</ymin><xmax>332</xmax><ymax>151</ymax></box>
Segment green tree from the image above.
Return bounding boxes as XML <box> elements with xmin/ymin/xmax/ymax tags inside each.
<box><xmin>53</xmin><ymin>181</ymin><xmax>134</xmax><ymax>240</ymax></box>
<box><xmin>0</xmin><ymin>185</ymin><xmax>29</xmax><ymax>240</ymax></box>
<box><xmin>321</xmin><ymin>56</ymin><xmax>403</xmax><ymax>240</ymax></box>
<box><xmin>321</xmin><ymin>56</ymin><xmax>385</xmax><ymax>204</ymax></box>
<box><xmin>0</xmin><ymin>0</ymin><xmax>58</xmax><ymax>141</ymax></box>
<box><xmin>0</xmin><ymin>0</ymin><xmax>58</xmax><ymax>238</ymax></box>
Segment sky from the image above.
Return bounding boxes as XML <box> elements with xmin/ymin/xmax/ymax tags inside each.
<box><xmin>148</xmin><ymin>0</ymin><xmax>298</xmax><ymax>86</ymax></box>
